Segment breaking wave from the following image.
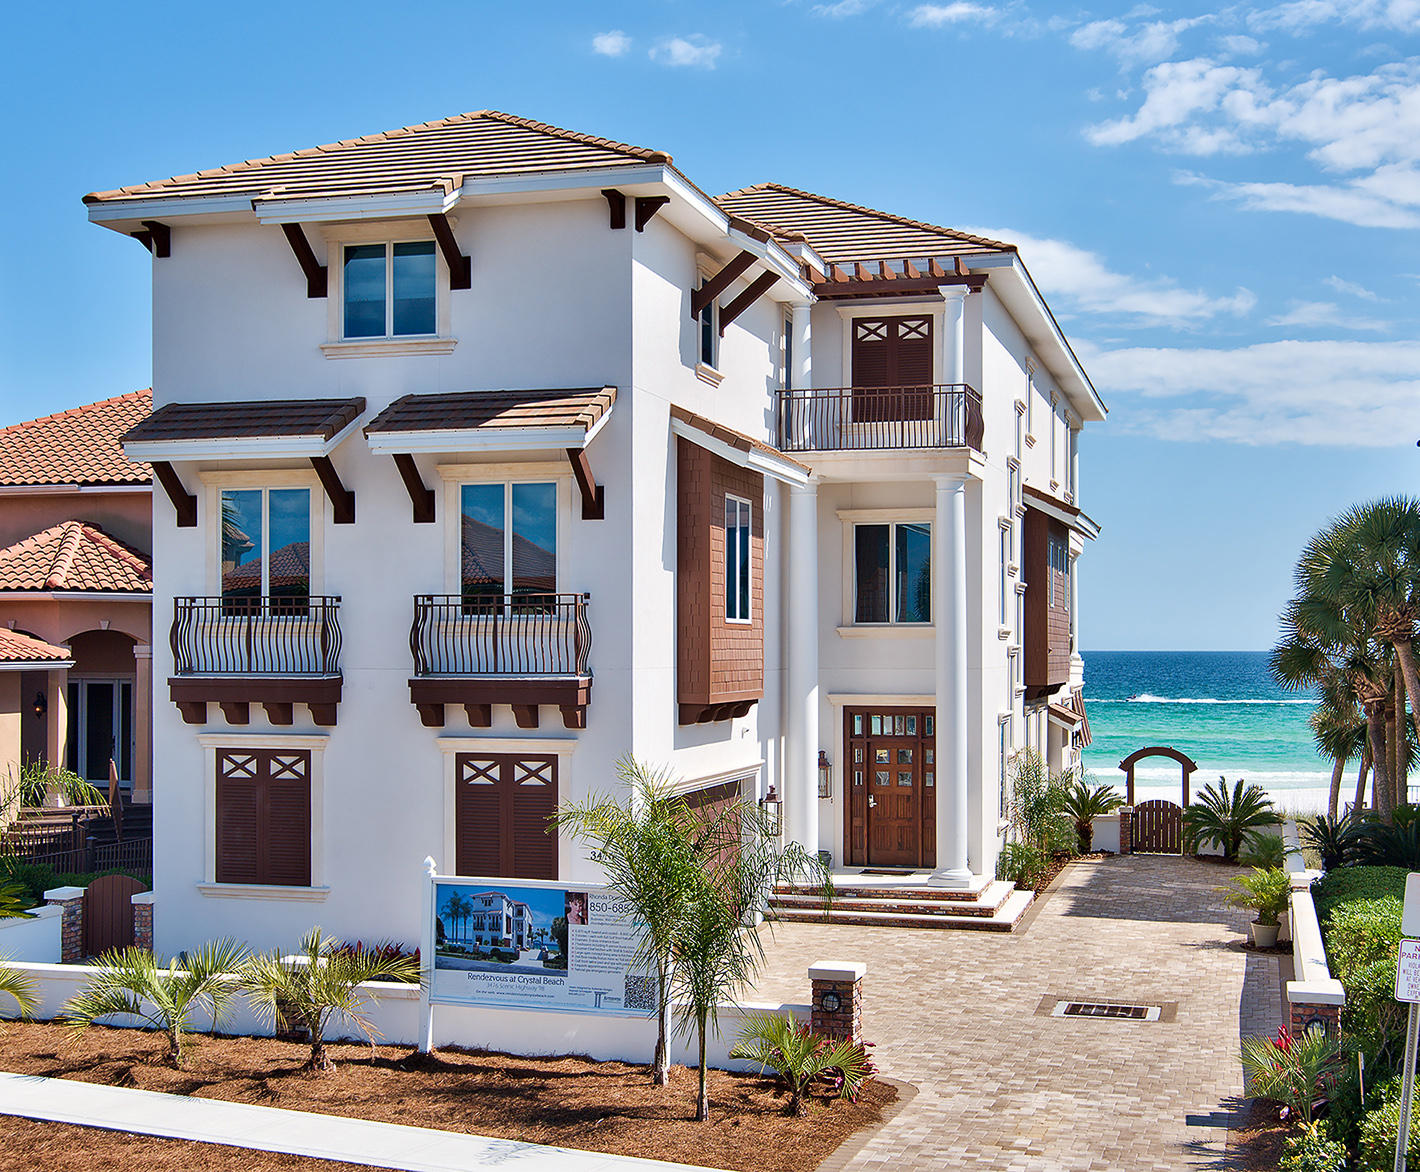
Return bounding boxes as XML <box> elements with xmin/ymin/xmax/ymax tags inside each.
<box><xmin>1093</xmin><ymin>695</ymin><xmax>1313</xmax><ymax>706</ymax></box>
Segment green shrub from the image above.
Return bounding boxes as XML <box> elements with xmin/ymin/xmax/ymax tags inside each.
<box><xmin>1279</xmin><ymin>1120</ymin><xmax>1347</xmax><ymax>1172</ymax></box>
<box><xmin>1358</xmin><ymin>1078</ymin><xmax>1420</xmax><ymax>1171</ymax></box>
<box><xmin>1324</xmin><ymin>894</ymin><xmax>1406</xmax><ymax>1063</ymax></box>
<box><xmin>1313</xmin><ymin>865</ymin><xmax>1407</xmax><ymax>926</ymax></box>
<box><xmin>1218</xmin><ymin>867</ymin><xmax>1291</xmax><ymax>927</ymax></box>
<box><xmin>1240</xmin><ymin>830</ymin><xmax>1290</xmax><ymax>869</ymax></box>
<box><xmin>0</xmin><ymin>862</ymin><xmax>151</xmax><ymax>910</ymax></box>
<box><xmin>1240</xmin><ymin>1027</ymin><xmax>1342</xmax><ymax>1124</ymax></box>
<box><xmin>997</xmin><ymin>843</ymin><xmax>1048</xmax><ymax>888</ymax></box>
<box><xmin>730</xmin><ymin>1012</ymin><xmax>874</xmax><ymax>1115</ymax></box>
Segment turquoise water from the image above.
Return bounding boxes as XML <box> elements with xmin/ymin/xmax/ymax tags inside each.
<box><xmin>1080</xmin><ymin>651</ymin><xmax>1332</xmax><ymax>808</ymax></box>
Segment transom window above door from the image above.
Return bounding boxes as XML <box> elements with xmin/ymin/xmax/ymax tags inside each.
<box><xmin>220</xmin><ymin>488</ymin><xmax>312</xmax><ymax>601</ymax></box>
<box><xmin>460</xmin><ymin>482</ymin><xmax>558</xmax><ymax>603</ymax></box>
<box><xmin>854</xmin><ymin>521</ymin><xmax>931</xmax><ymax>624</ymax></box>
<box><xmin>343</xmin><ymin>241</ymin><xmax>436</xmax><ymax>339</ymax></box>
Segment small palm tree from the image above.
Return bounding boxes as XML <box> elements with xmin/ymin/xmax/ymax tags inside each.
<box><xmin>1060</xmin><ymin>780</ymin><xmax>1123</xmax><ymax>853</ymax></box>
<box><xmin>64</xmin><ymin>940</ymin><xmax>248</xmax><ymax>1067</ymax></box>
<box><xmin>0</xmin><ymin>956</ymin><xmax>37</xmax><ymax>1020</ymax></box>
<box><xmin>240</xmin><ymin>927</ymin><xmax>420</xmax><ymax>1071</ymax></box>
<box><xmin>730</xmin><ymin>1012</ymin><xmax>873</xmax><ymax>1115</ymax></box>
<box><xmin>1183</xmin><ymin>777</ymin><xmax>1276</xmax><ymax>862</ymax></box>
<box><xmin>1217</xmin><ymin>867</ymin><xmax>1291</xmax><ymax>928</ymax></box>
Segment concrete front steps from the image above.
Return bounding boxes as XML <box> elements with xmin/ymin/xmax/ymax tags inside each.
<box><xmin>768</xmin><ymin>878</ymin><xmax>1034</xmax><ymax>932</ymax></box>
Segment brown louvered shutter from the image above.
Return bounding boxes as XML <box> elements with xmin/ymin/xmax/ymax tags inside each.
<box><xmin>852</xmin><ymin>320</ymin><xmax>891</xmax><ymax>387</ymax></box>
<box><xmin>265</xmin><ymin>752</ymin><xmax>312</xmax><ymax>887</ymax></box>
<box><xmin>215</xmin><ymin>752</ymin><xmax>261</xmax><ymax>884</ymax></box>
<box><xmin>454</xmin><ymin>753</ymin><xmax>558</xmax><ymax>879</ymax></box>
<box><xmin>215</xmin><ymin>749</ymin><xmax>310</xmax><ymax>886</ymax></box>
<box><xmin>509</xmin><ymin>757</ymin><xmax>557</xmax><ymax>880</ymax></box>
<box><xmin>455</xmin><ymin>755</ymin><xmax>504</xmax><ymax>876</ymax></box>
<box><xmin>852</xmin><ymin>316</ymin><xmax>934</xmax><ymax>422</ymax></box>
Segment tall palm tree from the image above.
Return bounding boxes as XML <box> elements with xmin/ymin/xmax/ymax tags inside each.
<box><xmin>1308</xmin><ymin>675</ymin><xmax>1367</xmax><ymax>820</ymax></box>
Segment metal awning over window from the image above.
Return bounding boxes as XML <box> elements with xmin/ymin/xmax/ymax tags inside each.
<box><xmin>363</xmin><ymin>386</ymin><xmax>616</xmax><ymax>454</ymax></box>
<box><xmin>121</xmin><ymin>397</ymin><xmax>366</xmax><ymax>462</ymax></box>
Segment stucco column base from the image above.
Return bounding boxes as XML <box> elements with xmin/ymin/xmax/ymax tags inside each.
<box><xmin>927</xmin><ymin>869</ymin><xmax>990</xmax><ymax>892</ymax></box>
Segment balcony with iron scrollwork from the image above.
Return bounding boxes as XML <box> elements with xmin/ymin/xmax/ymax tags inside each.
<box><xmin>408</xmin><ymin>592</ymin><xmax>593</xmax><ymax>730</ymax></box>
<box><xmin>775</xmin><ymin>383</ymin><xmax>984</xmax><ymax>454</ymax></box>
<box><xmin>168</xmin><ymin>595</ymin><xmax>343</xmax><ymax>726</ymax></box>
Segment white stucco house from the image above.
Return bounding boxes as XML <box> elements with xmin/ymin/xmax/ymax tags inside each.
<box><xmin>85</xmin><ymin>110</ymin><xmax>1104</xmax><ymax>955</ymax></box>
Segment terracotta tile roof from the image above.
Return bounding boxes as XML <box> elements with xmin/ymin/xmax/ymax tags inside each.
<box><xmin>0</xmin><ymin>521</ymin><xmax>152</xmax><ymax>593</ymax></box>
<box><xmin>123</xmin><ymin>397</ymin><xmax>365</xmax><ymax>445</ymax></box>
<box><xmin>365</xmin><ymin>387</ymin><xmax>616</xmax><ymax>436</ymax></box>
<box><xmin>85</xmin><ymin>111</ymin><xmax>672</xmax><ymax>206</ymax></box>
<box><xmin>714</xmin><ymin>184</ymin><xmax>1014</xmax><ymax>266</ymax></box>
<box><xmin>0</xmin><ymin>389</ymin><xmax>152</xmax><ymax>486</ymax></box>
<box><xmin>668</xmin><ymin>405</ymin><xmax>812</xmax><ymax>476</ymax></box>
<box><xmin>0</xmin><ymin>628</ymin><xmax>70</xmax><ymax>665</ymax></box>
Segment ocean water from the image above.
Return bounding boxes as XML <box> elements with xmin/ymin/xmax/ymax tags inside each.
<box><xmin>1080</xmin><ymin>651</ymin><xmax>1336</xmax><ymax>814</ymax></box>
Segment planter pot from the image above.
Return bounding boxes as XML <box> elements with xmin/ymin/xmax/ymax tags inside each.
<box><xmin>1250</xmin><ymin>921</ymin><xmax>1280</xmax><ymax>948</ymax></box>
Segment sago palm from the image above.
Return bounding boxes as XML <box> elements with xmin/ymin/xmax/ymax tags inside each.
<box><xmin>730</xmin><ymin>1012</ymin><xmax>873</xmax><ymax>1115</ymax></box>
<box><xmin>1060</xmin><ymin>780</ymin><xmax>1123</xmax><ymax>853</ymax></box>
<box><xmin>1183</xmin><ymin>777</ymin><xmax>1276</xmax><ymax>862</ymax></box>
<box><xmin>64</xmin><ymin>939</ymin><xmax>248</xmax><ymax>1066</ymax></box>
<box><xmin>240</xmin><ymin>927</ymin><xmax>420</xmax><ymax>1071</ymax></box>
<box><xmin>0</xmin><ymin>956</ymin><xmax>37</xmax><ymax>1020</ymax></box>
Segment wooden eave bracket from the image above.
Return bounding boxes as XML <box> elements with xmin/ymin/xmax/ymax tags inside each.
<box><xmin>151</xmin><ymin>461</ymin><xmax>196</xmax><ymax>528</ymax></box>
<box><xmin>602</xmin><ymin>189</ymin><xmax>627</xmax><ymax>230</ymax></box>
<box><xmin>310</xmin><ymin>456</ymin><xmax>355</xmax><ymax>524</ymax></box>
<box><xmin>566</xmin><ymin>448</ymin><xmax>605</xmax><ymax>520</ymax></box>
<box><xmin>392</xmin><ymin>453</ymin><xmax>435</xmax><ymax>523</ymax></box>
<box><xmin>691</xmin><ymin>250</ymin><xmax>756</xmax><ymax>321</ymax></box>
<box><xmin>131</xmin><ymin>220</ymin><xmax>171</xmax><ymax>257</ymax></box>
<box><xmin>281</xmin><ymin>223</ymin><xmax>328</xmax><ymax>298</ymax></box>
<box><xmin>635</xmin><ymin>195</ymin><xmax>669</xmax><ymax>232</ymax></box>
<box><xmin>718</xmin><ymin>270</ymin><xmax>779</xmax><ymax>336</ymax></box>
<box><xmin>427</xmin><ymin>213</ymin><xmax>471</xmax><ymax>290</ymax></box>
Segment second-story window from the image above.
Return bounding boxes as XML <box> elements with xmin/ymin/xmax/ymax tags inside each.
<box><xmin>220</xmin><ymin>488</ymin><xmax>311</xmax><ymax>604</ymax></box>
<box><xmin>1048</xmin><ymin>532</ymin><xmax>1069</xmax><ymax>608</ymax></box>
<box><xmin>699</xmin><ymin>293</ymin><xmax>719</xmax><ymax>369</ymax></box>
<box><xmin>725</xmin><ymin>495</ymin><xmax>751</xmax><ymax>622</ymax></box>
<box><xmin>783</xmin><ymin>315</ymin><xmax>793</xmax><ymax>390</ymax></box>
<box><xmin>343</xmin><ymin>241</ymin><xmax>436</xmax><ymax>339</ymax></box>
<box><xmin>460</xmin><ymin>482</ymin><xmax>558</xmax><ymax>607</ymax></box>
<box><xmin>854</xmin><ymin>522</ymin><xmax>930</xmax><ymax>624</ymax></box>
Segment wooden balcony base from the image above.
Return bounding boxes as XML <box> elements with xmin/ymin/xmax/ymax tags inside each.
<box><xmin>410</xmin><ymin>677</ymin><xmax>592</xmax><ymax>730</ymax></box>
<box><xmin>170</xmin><ymin>677</ymin><xmax>343</xmax><ymax>727</ymax></box>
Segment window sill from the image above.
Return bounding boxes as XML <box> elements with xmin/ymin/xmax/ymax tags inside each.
<box><xmin>197</xmin><ymin>883</ymin><xmax>330</xmax><ymax>901</ymax></box>
<box><xmin>836</xmin><ymin>625</ymin><xmax>934</xmax><ymax>639</ymax></box>
<box><xmin>321</xmin><ymin>337</ymin><xmax>457</xmax><ymax>359</ymax></box>
<box><xmin>695</xmin><ymin>362</ymin><xmax>725</xmax><ymax>388</ymax></box>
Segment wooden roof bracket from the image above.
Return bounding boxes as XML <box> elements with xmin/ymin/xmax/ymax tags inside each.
<box><xmin>634</xmin><ymin>195</ymin><xmax>669</xmax><ymax>232</ymax></box>
<box><xmin>151</xmin><ymin>461</ymin><xmax>196</xmax><ymax>528</ymax></box>
<box><xmin>392</xmin><ymin>453</ymin><xmax>435</xmax><ymax>523</ymax></box>
<box><xmin>130</xmin><ymin>220</ymin><xmax>171</xmax><ymax>257</ymax></box>
<box><xmin>310</xmin><ymin>456</ymin><xmax>355</xmax><ymax>524</ymax></box>
<box><xmin>566</xmin><ymin>448</ymin><xmax>605</xmax><ymax>520</ymax></box>
<box><xmin>281</xmin><ymin>223</ymin><xmax>328</xmax><ymax>298</ymax></box>
<box><xmin>427</xmin><ymin>213</ymin><xmax>471</xmax><ymax>290</ymax></box>
<box><xmin>718</xmin><ymin>270</ymin><xmax>779</xmax><ymax>336</ymax></box>
<box><xmin>601</xmin><ymin>189</ymin><xmax>627</xmax><ymax>229</ymax></box>
<box><xmin>690</xmin><ymin>250</ymin><xmax>756</xmax><ymax>321</ymax></box>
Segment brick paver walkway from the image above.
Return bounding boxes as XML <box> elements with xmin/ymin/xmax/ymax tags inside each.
<box><xmin>749</xmin><ymin>855</ymin><xmax>1284</xmax><ymax>1171</ymax></box>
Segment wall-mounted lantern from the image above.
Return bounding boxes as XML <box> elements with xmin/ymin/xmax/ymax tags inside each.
<box><xmin>759</xmin><ymin>783</ymin><xmax>781</xmax><ymax>836</ymax></box>
<box><xmin>817</xmin><ymin>750</ymin><xmax>832</xmax><ymax>799</ymax></box>
<box><xmin>32</xmin><ymin>691</ymin><xmax>47</xmax><ymax>719</ymax></box>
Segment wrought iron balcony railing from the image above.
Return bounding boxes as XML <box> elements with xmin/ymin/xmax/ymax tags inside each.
<box><xmin>410</xmin><ymin>593</ymin><xmax>592</xmax><ymax>677</ymax></box>
<box><xmin>170</xmin><ymin>595</ymin><xmax>342</xmax><ymax>676</ymax></box>
<box><xmin>776</xmin><ymin>383</ymin><xmax>984</xmax><ymax>453</ymax></box>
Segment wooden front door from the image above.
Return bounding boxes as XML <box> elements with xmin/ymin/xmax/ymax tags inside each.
<box><xmin>455</xmin><ymin>754</ymin><xmax>559</xmax><ymax>879</ymax></box>
<box><xmin>845</xmin><ymin>708</ymin><xmax>936</xmax><ymax>868</ymax></box>
<box><xmin>851</xmin><ymin>316</ymin><xmax>934</xmax><ymax>422</ymax></box>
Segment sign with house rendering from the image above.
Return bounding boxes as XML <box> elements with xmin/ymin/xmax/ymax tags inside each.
<box><xmin>430</xmin><ymin>877</ymin><xmax>652</xmax><ymax>1016</ymax></box>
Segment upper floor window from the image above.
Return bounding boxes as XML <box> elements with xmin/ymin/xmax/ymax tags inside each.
<box><xmin>1048</xmin><ymin>532</ymin><xmax>1069</xmax><ymax>607</ymax></box>
<box><xmin>783</xmin><ymin>315</ymin><xmax>794</xmax><ymax>390</ymax></box>
<box><xmin>699</xmin><ymin>293</ymin><xmax>719</xmax><ymax>369</ymax></box>
<box><xmin>343</xmin><ymin>241</ymin><xmax>436</xmax><ymax>339</ymax></box>
<box><xmin>220</xmin><ymin>488</ymin><xmax>311</xmax><ymax>602</ymax></box>
<box><xmin>461</xmin><ymin>482</ymin><xmax>558</xmax><ymax>606</ymax></box>
<box><xmin>725</xmin><ymin>495</ymin><xmax>751</xmax><ymax>622</ymax></box>
<box><xmin>854</xmin><ymin>522</ymin><xmax>931</xmax><ymax>624</ymax></box>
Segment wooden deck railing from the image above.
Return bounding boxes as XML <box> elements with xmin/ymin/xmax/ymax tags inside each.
<box><xmin>776</xmin><ymin>383</ymin><xmax>984</xmax><ymax>453</ymax></box>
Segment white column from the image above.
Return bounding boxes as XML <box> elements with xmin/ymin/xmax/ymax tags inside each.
<box><xmin>46</xmin><ymin>666</ymin><xmax>69</xmax><ymax>771</ymax></box>
<box><xmin>941</xmin><ymin>287</ymin><xmax>967</xmax><ymax>385</ymax></box>
<box><xmin>133</xmin><ymin>644</ymin><xmax>153</xmax><ymax>803</ymax></box>
<box><xmin>790</xmin><ymin>302</ymin><xmax>813</xmax><ymax>449</ymax></box>
<box><xmin>930</xmin><ymin>474</ymin><xmax>972</xmax><ymax>886</ymax></box>
<box><xmin>785</xmin><ymin>479</ymin><xmax>819</xmax><ymax>853</ymax></box>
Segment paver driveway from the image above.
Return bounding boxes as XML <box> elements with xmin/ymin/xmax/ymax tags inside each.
<box><xmin>748</xmin><ymin>855</ymin><xmax>1282</xmax><ymax>1172</ymax></box>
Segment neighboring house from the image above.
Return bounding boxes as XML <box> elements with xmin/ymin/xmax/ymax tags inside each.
<box><xmin>0</xmin><ymin>391</ymin><xmax>154</xmax><ymax>800</ymax></box>
<box><xmin>84</xmin><ymin>110</ymin><xmax>1103</xmax><ymax>956</ymax></box>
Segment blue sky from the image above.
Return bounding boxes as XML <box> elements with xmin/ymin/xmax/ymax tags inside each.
<box><xmin>3</xmin><ymin>0</ymin><xmax>1418</xmax><ymax>651</ymax></box>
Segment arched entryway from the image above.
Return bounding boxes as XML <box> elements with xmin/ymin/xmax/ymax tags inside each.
<box><xmin>63</xmin><ymin>629</ymin><xmax>137</xmax><ymax>791</ymax></box>
<box><xmin>1118</xmin><ymin>745</ymin><xmax>1199</xmax><ymax>807</ymax></box>
<box><xmin>1118</xmin><ymin>746</ymin><xmax>1199</xmax><ymax>856</ymax></box>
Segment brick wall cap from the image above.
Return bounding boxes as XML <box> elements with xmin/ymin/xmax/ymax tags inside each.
<box><xmin>130</xmin><ymin>892</ymin><xmax>156</xmax><ymax>906</ymax></box>
<box><xmin>43</xmin><ymin>886</ymin><xmax>86</xmax><ymax>902</ymax></box>
<box><xmin>808</xmin><ymin>961</ymin><xmax>867</xmax><ymax>983</ymax></box>
<box><xmin>1286</xmin><ymin>979</ymin><xmax>1346</xmax><ymax>1006</ymax></box>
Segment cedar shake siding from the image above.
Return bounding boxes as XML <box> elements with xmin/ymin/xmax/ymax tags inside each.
<box><xmin>677</xmin><ymin>438</ymin><xmax>764</xmax><ymax>724</ymax></box>
<box><xmin>1022</xmin><ymin>506</ymin><xmax>1071</xmax><ymax>700</ymax></box>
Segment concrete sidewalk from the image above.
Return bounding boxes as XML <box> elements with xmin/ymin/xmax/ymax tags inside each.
<box><xmin>0</xmin><ymin>1070</ymin><xmax>724</xmax><ymax>1172</ymax></box>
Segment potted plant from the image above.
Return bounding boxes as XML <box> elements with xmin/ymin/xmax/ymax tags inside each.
<box><xmin>1218</xmin><ymin>867</ymin><xmax>1291</xmax><ymax>947</ymax></box>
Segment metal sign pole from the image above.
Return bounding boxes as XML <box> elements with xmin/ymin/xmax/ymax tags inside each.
<box><xmin>1398</xmin><ymin>1003</ymin><xmax>1419</xmax><ymax>1172</ymax></box>
<box><xmin>418</xmin><ymin>856</ymin><xmax>437</xmax><ymax>1055</ymax></box>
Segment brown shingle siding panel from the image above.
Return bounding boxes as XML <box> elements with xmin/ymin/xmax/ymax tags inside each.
<box><xmin>365</xmin><ymin>387</ymin><xmax>615</xmax><ymax>436</ymax></box>
<box><xmin>122</xmin><ymin>397</ymin><xmax>365</xmax><ymax>444</ymax></box>
<box><xmin>0</xmin><ymin>389</ymin><xmax>152</xmax><ymax>486</ymax></box>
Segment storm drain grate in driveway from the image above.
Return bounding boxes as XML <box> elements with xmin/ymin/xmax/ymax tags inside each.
<box><xmin>1054</xmin><ymin>1000</ymin><xmax>1161</xmax><ymax>1021</ymax></box>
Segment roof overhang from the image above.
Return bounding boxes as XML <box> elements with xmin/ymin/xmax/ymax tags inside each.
<box><xmin>1023</xmin><ymin>486</ymin><xmax>1101</xmax><ymax>540</ymax></box>
<box><xmin>1047</xmin><ymin>702</ymin><xmax>1084</xmax><ymax>732</ymax></box>
<box><xmin>669</xmin><ymin>408</ymin><xmax>811</xmax><ymax>486</ymax></box>
<box><xmin>364</xmin><ymin>387</ymin><xmax>616</xmax><ymax>456</ymax></box>
<box><xmin>0</xmin><ymin>658</ymin><xmax>74</xmax><ymax>672</ymax></box>
<box><xmin>252</xmin><ymin>188</ymin><xmax>462</xmax><ymax>225</ymax></box>
<box><xmin>122</xmin><ymin>398</ymin><xmax>366</xmax><ymax>464</ymax></box>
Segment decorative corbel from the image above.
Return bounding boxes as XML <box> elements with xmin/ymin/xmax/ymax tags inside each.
<box><xmin>634</xmin><ymin>195</ymin><xmax>669</xmax><ymax>232</ymax></box>
<box><xmin>690</xmin><ymin>250</ymin><xmax>756</xmax><ymax>321</ymax></box>
<box><xmin>310</xmin><ymin>457</ymin><xmax>355</xmax><ymax>525</ymax></box>
<box><xmin>392</xmin><ymin>454</ymin><xmax>436</xmax><ymax>523</ymax></box>
<box><xmin>151</xmin><ymin>461</ymin><xmax>196</xmax><ymax>528</ymax></box>
<box><xmin>427</xmin><ymin>213</ymin><xmax>471</xmax><ymax>290</ymax></box>
<box><xmin>566</xmin><ymin>448</ymin><xmax>605</xmax><ymax>520</ymax></box>
<box><xmin>130</xmin><ymin>221</ymin><xmax>171</xmax><ymax>257</ymax></box>
<box><xmin>281</xmin><ymin>223</ymin><xmax>328</xmax><ymax>298</ymax></box>
<box><xmin>718</xmin><ymin>270</ymin><xmax>779</xmax><ymax>336</ymax></box>
<box><xmin>601</xmin><ymin>189</ymin><xmax>627</xmax><ymax>230</ymax></box>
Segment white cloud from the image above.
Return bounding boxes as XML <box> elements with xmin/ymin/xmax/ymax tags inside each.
<box><xmin>1177</xmin><ymin>170</ymin><xmax>1420</xmax><ymax>228</ymax></box>
<box><xmin>1069</xmin><ymin>16</ymin><xmax>1208</xmax><ymax>67</ymax></box>
<box><xmin>1265</xmin><ymin>299</ymin><xmax>1391</xmax><ymax>329</ymax></box>
<box><xmin>1218</xmin><ymin>33</ymin><xmax>1265</xmax><ymax>55</ymax></box>
<box><xmin>812</xmin><ymin>0</ymin><xmax>879</xmax><ymax>15</ymax></box>
<box><xmin>649</xmin><ymin>35</ymin><xmax>723</xmax><ymax>69</ymax></box>
<box><xmin>907</xmin><ymin>3</ymin><xmax>1001</xmax><ymax>28</ymax></box>
<box><xmin>1077</xmin><ymin>338</ymin><xmax>1420</xmax><ymax>446</ymax></box>
<box><xmin>1248</xmin><ymin>0</ymin><xmax>1420</xmax><ymax>34</ymax></box>
<box><xmin>1324</xmin><ymin>275</ymin><xmax>1382</xmax><ymax>300</ymax></box>
<box><xmin>1085</xmin><ymin>59</ymin><xmax>1265</xmax><ymax>153</ymax></box>
<box><xmin>591</xmin><ymin>30</ymin><xmax>631</xmax><ymax>57</ymax></box>
<box><xmin>965</xmin><ymin>225</ymin><xmax>1256</xmax><ymax>326</ymax></box>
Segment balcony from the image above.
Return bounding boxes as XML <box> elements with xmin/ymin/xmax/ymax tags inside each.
<box><xmin>168</xmin><ymin>595</ymin><xmax>343</xmax><ymax>726</ymax></box>
<box><xmin>776</xmin><ymin>384</ymin><xmax>984</xmax><ymax>454</ymax></box>
<box><xmin>408</xmin><ymin>592</ymin><xmax>593</xmax><ymax>730</ymax></box>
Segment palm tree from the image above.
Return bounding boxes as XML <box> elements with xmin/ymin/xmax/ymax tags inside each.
<box><xmin>0</xmin><ymin>957</ymin><xmax>37</xmax><ymax>1019</ymax></box>
<box><xmin>240</xmin><ymin>927</ymin><xmax>419</xmax><ymax>1071</ymax></box>
<box><xmin>1060</xmin><ymin>780</ymin><xmax>1123</xmax><ymax>853</ymax></box>
<box><xmin>1308</xmin><ymin>677</ymin><xmax>1367</xmax><ymax>821</ymax></box>
<box><xmin>1183</xmin><ymin>777</ymin><xmax>1276</xmax><ymax>862</ymax></box>
<box><xmin>441</xmin><ymin>893</ymin><xmax>470</xmax><ymax>947</ymax></box>
<box><xmin>64</xmin><ymin>940</ymin><xmax>248</xmax><ymax>1067</ymax></box>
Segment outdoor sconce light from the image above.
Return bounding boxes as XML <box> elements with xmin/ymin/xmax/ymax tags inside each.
<box><xmin>820</xmin><ymin>990</ymin><xmax>842</xmax><ymax>1013</ymax></box>
<box><xmin>759</xmin><ymin>783</ymin><xmax>782</xmax><ymax>836</ymax></box>
<box><xmin>32</xmin><ymin>691</ymin><xmax>46</xmax><ymax>719</ymax></box>
<box><xmin>817</xmin><ymin>750</ymin><xmax>832</xmax><ymax>799</ymax></box>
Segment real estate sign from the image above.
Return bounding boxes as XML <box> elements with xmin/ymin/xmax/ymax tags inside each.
<box><xmin>429</xmin><ymin>876</ymin><xmax>652</xmax><ymax>1016</ymax></box>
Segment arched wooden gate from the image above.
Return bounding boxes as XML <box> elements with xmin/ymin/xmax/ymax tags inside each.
<box><xmin>1118</xmin><ymin>746</ymin><xmax>1199</xmax><ymax>855</ymax></box>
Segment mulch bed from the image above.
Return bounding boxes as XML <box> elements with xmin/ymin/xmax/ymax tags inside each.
<box><xmin>1032</xmin><ymin>851</ymin><xmax>1108</xmax><ymax>893</ymax></box>
<box><xmin>1225</xmin><ymin>1097</ymin><xmax>1289</xmax><ymax>1170</ymax></box>
<box><xmin>0</xmin><ymin>1021</ymin><xmax>896</xmax><ymax>1172</ymax></box>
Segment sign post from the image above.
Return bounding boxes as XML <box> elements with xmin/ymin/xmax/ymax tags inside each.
<box><xmin>1391</xmin><ymin>874</ymin><xmax>1420</xmax><ymax>1172</ymax></box>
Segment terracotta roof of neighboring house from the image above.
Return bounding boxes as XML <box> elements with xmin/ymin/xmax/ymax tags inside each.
<box><xmin>0</xmin><ymin>521</ymin><xmax>152</xmax><ymax>593</ymax></box>
<box><xmin>123</xmin><ymin>397</ymin><xmax>366</xmax><ymax>445</ymax></box>
<box><xmin>365</xmin><ymin>387</ymin><xmax>616</xmax><ymax>436</ymax></box>
<box><xmin>668</xmin><ymin>405</ymin><xmax>812</xmax><ymax>476</ymax></box>
<box><xmin>0</xmin><ymin>389</ymin><xmax>152</xmax><ymax>487</ymax></box>
<box><xmin>84</xmin><ymin>111</ymin><xmax>672</xmax><ymax>206</ymax></box>
<box><xmin>714</xmin><ymin>184</ymin><xmax>1014</xmax><ymax>266</ymax></box>
<box><xmin>0</xmin><ymin>628</ymin><xmax>70</xmax><ymax>665</ymax></box>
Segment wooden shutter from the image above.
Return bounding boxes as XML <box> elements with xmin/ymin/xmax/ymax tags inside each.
<box><xmin>265</xmin><ymin>752</ymin><xmax>312</xmax><ymax>887</ymax></box>
<box><xmin>852</xmin><ymin>317</ymin><xmax>934</xmax><ymax>422</ymax></box>
<box><xmin>455</xmin><ymin>756</ymin><xmax>504</xmax><ymax>876</ymax></box>
<box><xmin>852</xmin><ymin>319</ymin><xmax>891</xmax><ymax>388</ymax></box>
<box><xmin>215</xmin><ymin>752</ymin><xmax>261</xmax><ymax>884</ymax></box>
<box><xmin>509</xmin><ymin>757</ymin><xmax>557</xmax><ymax>879</ymax></box>
<box><xmin>455</xmin><ymin>753</ymin><xmax>558</xmax><ymax>879</ymax></box>
<box><xmin>215</xmin><ymin>749</ymin><xmax>311</xmax><ymax>886</ymax></box>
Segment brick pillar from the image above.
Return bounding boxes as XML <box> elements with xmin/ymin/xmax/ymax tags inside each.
<box><xmin>132</xmin><ymin>891</ymin><xmax>154</xmax><ymax>953</ymax></box>
<box><xmin>44</xmin><ymin>885</ymin><xmax>86</xmax><ymax>963</ymax></box>
<box><xmin>808</xmin><ymin>961</ymin><xmax>865</xmax><ymax>1042</ymax></box>
<box><xmin>1289</xmin><ymin>1000</ymin><xmax>1341</xmax><ymax>1037</ymax></box>
<box><xmin>1117</xmin><ymin>807</ymin><xmax>1133</xmax><ymax>855</ymax></box>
